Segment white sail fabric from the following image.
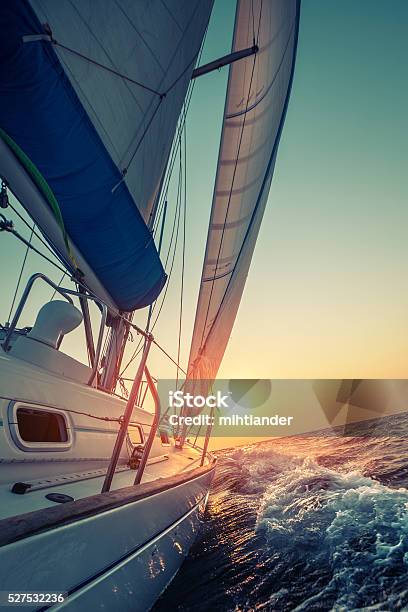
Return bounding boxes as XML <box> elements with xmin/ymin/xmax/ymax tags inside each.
<box><xmin>187</xmin><ymin>0</ymin><xmax>300</xmax><ymax>382</ymax></box>
<box><xmin>29</xmin><ymin>0</ymin><xmax>213</xmax><ymax>226</ymax></box>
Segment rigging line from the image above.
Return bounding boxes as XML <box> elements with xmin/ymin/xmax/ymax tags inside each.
<box><xmin>113</xmin><ymin>317</ymin><xmax>126</xmax><ymax>390</ymax></box>
<box><xmin>121</xmin><ymin>376</ymin><xmax>157</xmax><ymax>384</ymax></box>
<box><xmin>119</xmin><ymin>21</ymin><xmax>209</xmax><ymax>379</ymax></box>
<box><xmin>57</xmin><ymin>405</ymin><xmax>151</xmax><ymax>427</ymax></box>
<box><xmin>164</xmin><ymin>167</ymin><xmax>183</xmax><ymax>269</ymax></box>
<box><xmin>120</xmin><ymin>293</ymin><xmax>188</xmax><ymax>380</ymax></box>
<box><xmin>118</xmin><ymin>168</ymin><xmax>183</xmax><ymax>378</ymax></box>
<box><xmin>7</xmin><ymin>222</ymin><xmax>35</xmax><ymax>323</ymax></box>
<box><xmin>3</xmin><ymin>207</ymin><xmax>114</xmax><ymax>324</ymax></box>
<box><xmin>176</xmin><ymin>127</ymin><xmax>187</xmax><ymax>389</ymax></box>
<box><xmin>119</xmin><ymin>169</ymin><xmax>183</xmax><ymax>376</ymax></box>
<box><xmin>251</xmin><ymin>0</ymin><xmax>256</xmax><ymax>45</ymax></box>
<box><xmin>0</xmin><ymin>216</ymin><xmax>68</xmax><ymax>277</ymax></box>
<box><xmin>175</xmin><ymin>136</ymin><xmax>183</xmax><ymax>386</ymax></box>
<box><xmin>154</xmin><ymin>64</ymin><xmax>199</xmax><ymax>220</ymax></box>
<box><xmin>152</xmin><ymin>196</ymin><xmax>165</xmax><ymax>239</ymax></box>
<box><xmin>7</xmin><ymin>201</ymin><xmax>68</xmax><ymax>270</ymax></box>
<box><xmin>118</xmin><ymin>329</ymin><xmax>145</xmax><ymax>378</ymax></box>
<box><xmin>49</xmin><ymin>272</ymin><xmax>67</xmax><ymax>301</ymax></box>
<box><xmin>149</xmin><ymin>177</ymin><xmax>182</xmax><ymax>331</ymax></box>
<box><xmin>152</xmin><ymin>338</ymin><xmax>187</xmax><ymax>377</ymax></box>
<box><xmin>121</xmin><ymin>96</ymin><xmax>164</xmax><ymax>177</ymax></box>
<box><xmin>256</xmin><ymin>0</ymin><xmax>264</xmax><ymax>43</ymax></box>
<box><xmin>119</xmin><ymin>168</ymin><xmax>183</xmax><ymax>377</ymax></box>
<box><xmin>123</xmin><ymin>6</ymin><xmax>208</xmax><ymax>180</ymax></box>
<box><xmin>50</xmin><ymin>40</ymin><xmax>162</xmax><ymax>97</ymax></box>
<box><xmin>199</xmin><ymin>51</ymin><xmax>258</xmax><ymax>349</ymax></box>
<box><xmin>4</xmin><ymin>201</ymin><xmax>99</xmax><ymax>299</ymax></box>
<box><xmin>152</xmin><ymin>98</ymin><xmax>189</xmax><ymax>237</ymax></box>
<box><xmin>163</xmin><ymin>48</ymin><xmax>201</xmax><ymax>96</ymax></box>
<box><xmin>152</xmin><ymin>20</ymin><xmax>208</xmax><ymax>237</ymax></box>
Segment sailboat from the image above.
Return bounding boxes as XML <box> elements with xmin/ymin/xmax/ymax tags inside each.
<box><xmin>0</xmin><ymin>1</ymin><xmax>300</xmax><ymax>610</ymax></box>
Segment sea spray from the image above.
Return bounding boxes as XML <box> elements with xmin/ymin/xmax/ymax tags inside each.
<box><xmin>154</xmin><ymin>413</ymin><xmax>408</xmax><ymax>611</ymax></box>
<box><xmin>256</xmin><ymin>459</ymin><xmax>408</xmax><ymax>610</ymax></box>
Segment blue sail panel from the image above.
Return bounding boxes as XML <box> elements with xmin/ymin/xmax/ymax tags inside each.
<box><xmin>0</xmin><ymin>1</ymin><xmax>166</xmax><ymax>311</ymax></box>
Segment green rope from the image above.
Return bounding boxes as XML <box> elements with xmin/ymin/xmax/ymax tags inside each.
<box><xmin>0</xmin><ymin>127</ymin><xmax>77</xmax><ymax>269</ymax></box>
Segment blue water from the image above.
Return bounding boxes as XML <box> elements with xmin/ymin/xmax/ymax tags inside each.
<box><xmin>154</xmin><ymin>413</ymin><xmax>408</xmax><ymax>611</ymax></box>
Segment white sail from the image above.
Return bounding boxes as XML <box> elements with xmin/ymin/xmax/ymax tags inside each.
<box><xmin>187</xmin><ymin>0</ymin><xmax>300</xmax><ymax>382</ymax></box>
<box><xmin>0</xmin><ymin>0</ymin><xmax>213</xmax><ymax>311</ymax></box>
<box><xmin>29</xmin><ymin>0</ymin><xmax>214</xmax><ymax>226</ymax></box>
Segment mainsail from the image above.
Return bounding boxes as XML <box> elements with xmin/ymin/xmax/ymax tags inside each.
<box><xmin>187</xmin><ymin>0</ymin><xmax>300</xmax><ymax>382</ymax></box>
<box><xmin>0</xmin><ymin>0</ymin><xmax>213</xmax><ymax>312</ymax></box>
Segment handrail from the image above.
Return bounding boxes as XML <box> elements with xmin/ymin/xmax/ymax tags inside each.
<box><xmin>1</xmin><ymin>272</ymin><xmax>107</xmax><ymax>386</ymax></box>
<box><xmin>134</xmin><ymin>365</ymin><xmax>161</xmax><ymax>485</ymax></box>
<box><xmin>101</xmin><ymin>335</ymin><xmax>152</xmax><ymax>493</ymax></box>
<box><xmin>200</xmin><ymin>405</ymin><xmax>214</xmax><ymax>467</ymax></box>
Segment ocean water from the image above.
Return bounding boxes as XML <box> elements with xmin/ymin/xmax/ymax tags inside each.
<box><xmin>154</xmin><ymin>413</ymin><xmax>408</xmax><ymax>611</ymax></box>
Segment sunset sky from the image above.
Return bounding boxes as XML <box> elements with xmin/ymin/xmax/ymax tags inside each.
<box><xmin>1</xmin><ymin>0</ymin><xmax>407</xmax><ymax>384</ymax></box>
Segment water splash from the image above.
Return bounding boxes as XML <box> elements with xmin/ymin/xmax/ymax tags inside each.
<box><xmin>257</xmin><ymin>458</ymin><xmax>408</xmax><ymax>610</ymax></box>
<box><xmin>154</xmin><ymin>413</ymin><xmax>408</xmax><ymax>611</ymax></box>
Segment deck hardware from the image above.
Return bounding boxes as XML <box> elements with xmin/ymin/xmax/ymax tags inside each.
<box><xmin>191</xmin><ymin>45</ymin><xmax>259</xmax><ymax>79</ymax></box>
<box><xmin>102</xmin><ymin>336</ymin><xmax>153</xmax><ymax>492</ymax></box>
<box><xmin>2</xmin><ymin>272</ymin><xmax>107</xmax><ymax>385</ymax></box>
<box><xmin>128</xmin><ymin>444</ymin><xmax>144</xmax><ymax>469</ymax></box>
<box><xmin>45</xmin><ymin>493</ymin><xmax>74</xmax><ymax>503</ymax></box>
<box><xmin>11</xmin><ymin>482</ymin><xmax>32</xmax><ymax>495</ymax></box>
<box><xmin>0</xmin><ymin>179</ymin><xmax>9</xmax><ymax>208</ymax></box>
<box><xmin>133</xmin><ymin>365</ymin><xmax>161</xmax><ymax>485</ymax></box>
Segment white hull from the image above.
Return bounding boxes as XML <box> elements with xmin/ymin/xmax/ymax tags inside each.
<box><xmin>0</xmin><ymin>465</ymin><xmax>215</xmax><ymax>611</ymax></box>
<box><xmin>0</xmin><ymin>347</ymin><xmax>216</xmax><ymax>611</ymax></box>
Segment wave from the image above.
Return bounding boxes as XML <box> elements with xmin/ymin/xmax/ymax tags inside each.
<box><xmin>155</xmin><ymin>416</ymin><xmax>408</xmax><ymax>611</ymax></box>
<box><xmin>256</xmin><ymin>456</ymin><xmax>408</xmax><ymax>610</ymax></box>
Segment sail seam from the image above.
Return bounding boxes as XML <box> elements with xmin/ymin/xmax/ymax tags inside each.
<box><xmin>43</xmin><ymin>38</ymin><xmax>162</xmax><ymax>97</ymax></box>
<box><xmin>225</xmin><ymin>19</ymin><xmax>297</xmax><ymax>120</ymax></box>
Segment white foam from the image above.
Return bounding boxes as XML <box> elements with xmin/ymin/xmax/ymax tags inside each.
<box><xmin>255</xmin><ymin>455</ymin><xmax>408</xmax><ymax>610</ymax></box>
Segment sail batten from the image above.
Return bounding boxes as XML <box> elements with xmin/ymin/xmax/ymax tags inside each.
<box><xmin>187</xmin><ymin>0</ymin><xmax>301</xmax><ymax>383</ymax></box>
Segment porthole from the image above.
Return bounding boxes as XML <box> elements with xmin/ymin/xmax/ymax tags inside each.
<box><xmin>17</xmin><ymin>407</ymin><xmax>68</xmax><ymax>443</ymax></box>
<box><xmin>8</xmin><ymin>402</ymin><xmax>72</xmax><ymax>452</ymax></box>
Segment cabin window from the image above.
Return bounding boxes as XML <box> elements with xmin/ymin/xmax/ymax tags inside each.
<box><xmin>16</xmin><ymin>407</ymin><xmax>68</xmax><ymax>443</ymax></box>
<box><xmin>8</xmin><ymin>402</ymin><xmax>72</xmax><ymax>452</ymax></box>
<box><xmin>128</xmin><ymin>424</ymin><xmax>144</xmax><ymax>446</ymax></box>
